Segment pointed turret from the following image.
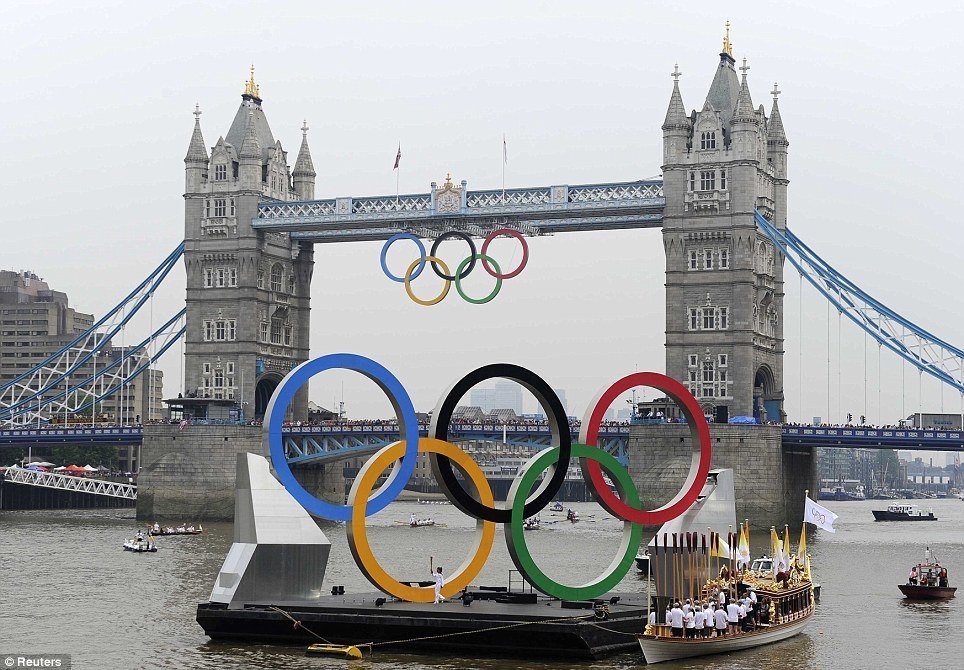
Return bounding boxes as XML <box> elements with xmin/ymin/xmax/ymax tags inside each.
<box><xmin>663</xmin><ymin>65</ymin><xmax>688</xmax><ymax>130</ymax></box>
<box><xmin>184</xmin><ymin>104</ymin><xmax>208</xmax><ymax>192</ymax></box>
<box><xmin>732</xmin><ymin>59</ymin><xmax>756</xmax><ymax>123</ymax></box>
<box><xmin>239</xmin><ymin>110</ymin><xmax>262</xmax><ymax>189</ymax></box>
<box><xmin>768</xmin><ymin>83</ymin><xmax>789</xmax><ymax>180</ymax></box>
<box><xmin>293</xmin><ymin>120</ymin><xmax>316</xmax><ymax>200</ymax></box>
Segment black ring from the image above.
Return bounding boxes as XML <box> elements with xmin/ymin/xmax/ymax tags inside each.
<box><xmin>430</xmin><ymin>231</ymin><xmax>477</xmax><ymax>281</ymax></box>
<box><xmin>429</xmin><ymin>364</ymin><xmax>571</xmax><ymax>523</ymax></box>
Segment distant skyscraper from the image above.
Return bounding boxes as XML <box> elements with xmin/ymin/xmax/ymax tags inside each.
<box><xmin>552</xmin><ymin>389</ymin><xmax>568</xmax><ymax>415</ymax></box>
<box><xmin>469</xmin><ymin>381</ymin><xmax>523</xmax><ymax>414</ymax></box>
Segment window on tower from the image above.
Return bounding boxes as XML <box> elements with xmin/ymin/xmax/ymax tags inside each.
<box><xmin>720</xmin><ymin>170</ymin><xmax>727</xmax><ymax>190</ymax></box>
<box><xmin>688</xmin><ymin>250</ymin><xmax>698</xmax><ymax>271</ymax></box>
<box><xmin>700</xmin><ymin>131</ymin><xmax>717</xmax><ymax>150</ymax></box>
<box><xmin>689</xmin><ymin>172</ymin><xmax>696</xmax><ymax>192</ymax></box>
<box><xmin>719</xmin><ymin>248</ymin><xmax>729</xmax><ymax>269</ymax></box>
<box><xmin>699</xmin><ymin>171</ymin><xmax>716</xmax><ymax>191</ymax></box>
<box><xmin>689</xmin><ymin>308</ymin><xmax>699</xmax><ymax>330</ymax></box>
<box><xmin>703</xmin><ymin>249</ymin><xmax>714</xmax><ymax>270</ymax></box>
<box><xmin>270</xmin><ymin>264</ymin><xmax>284</xmax><ymax>292</ymax></box>
<box><xmin>214</xmin><ymin>164</ymin><xmax>227</xmax><ymax>181</ymax></box>
<box><xmin>213</xmin><ymin>199</ymin><xmax>226</xmax><ymax>217</ymax></box>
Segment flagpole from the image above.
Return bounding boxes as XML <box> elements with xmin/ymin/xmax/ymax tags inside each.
<box><xmin>502</xmin><ymin>134</ymin><xmax>506</xmax><ymax>203</ymax></box>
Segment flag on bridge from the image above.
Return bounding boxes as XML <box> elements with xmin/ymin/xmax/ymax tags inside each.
<box><xmin>393</xmin><ymin>144</ymin><xmax>401</xmax><ymax>170</ymax></box>
<box><xmin>803</xmin><ymin>495</ymin><xmax>838</xmax><ymax>533</ymax></box>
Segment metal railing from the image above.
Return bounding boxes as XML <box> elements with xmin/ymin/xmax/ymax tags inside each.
<box><xmin>3</xmin><ymin>467</ymin><xmax>136</xmax><ymax>500</ymax></box>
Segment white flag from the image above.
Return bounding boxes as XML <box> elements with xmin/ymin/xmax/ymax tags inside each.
<box><xmin>803</xmin><ymin>496</ymin><xmax>838</xmax><ymax>533</ymax></box>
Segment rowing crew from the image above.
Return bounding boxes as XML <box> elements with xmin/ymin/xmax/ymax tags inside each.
<box><xmin>652</xmin><ymin>591</ymin><xmax>764</xmax><ymax>639</ymax></box>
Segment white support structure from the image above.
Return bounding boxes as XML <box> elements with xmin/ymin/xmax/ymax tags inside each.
<box><xmin>4</xmin><ymin>467</ymin><xmax>137</xmax><ymax>500</ymax></box>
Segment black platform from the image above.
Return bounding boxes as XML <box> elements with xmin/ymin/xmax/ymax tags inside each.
<box><xmin>197</xmin><ymin>591</ymin><xmax>648</xmax><ymax>659</ymax></box>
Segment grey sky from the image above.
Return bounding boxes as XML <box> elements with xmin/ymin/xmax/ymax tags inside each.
<box><xmin>2</xmin><ymin>0</ymin><xmax>962</xmax><ymax>424</ymax></box>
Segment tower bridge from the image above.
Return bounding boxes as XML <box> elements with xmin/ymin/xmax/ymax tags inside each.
<box><xmin>3</xmin><ymin>31</ymin><xmax>962</xmax><ymax>522</ymax></box>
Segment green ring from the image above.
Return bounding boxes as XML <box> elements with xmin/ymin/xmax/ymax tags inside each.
<box><xmin>454</xmin><ymin>254</ymin><xmax>502</xmax><ymax>304</ymax></box>
<box><xmin>506</xmin><ymin>443</ymin><xmax>643</xmax><ymax>601</ymax></box>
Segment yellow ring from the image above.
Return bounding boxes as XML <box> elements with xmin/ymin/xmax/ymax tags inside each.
<box><xmin>347</xmin><ymin>438</ymin><xmax>496</xmax><ymax>602</ymax></box>
<box><xmin>404</xmin><ymin>256</ymin><xmax>451</xmax><ymax>306</ymax></box>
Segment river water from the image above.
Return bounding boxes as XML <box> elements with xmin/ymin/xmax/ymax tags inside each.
<box><xmin>1</xmin><ymin>498</ymin><xmax>961</xmax><ymax>669</ymax></box>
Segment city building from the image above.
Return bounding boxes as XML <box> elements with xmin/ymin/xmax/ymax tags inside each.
<box><xmin>0</xmin><ymin>270</ymin><xmax>163</xmax><ymax>423</ymax></box>
<box><xmin>0</xmin><ymin>270</ymin><xmax>163</xmax><ymax>471</ymax></box>
<box><xmin>469</xmin><ymin>380</ymin><xmax>524</xmax><ymax>415</ymax></box>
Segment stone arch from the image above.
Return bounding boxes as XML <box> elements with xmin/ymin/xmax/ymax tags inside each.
<box><xmin>753</xmin><ymin>365</ymin><xmax>777</xmax><ymax>422</ymax></box>
<box><xmin>255</xmin><ymin>372</ymin><xmax>284</xmax><ymax>419</ymax></box>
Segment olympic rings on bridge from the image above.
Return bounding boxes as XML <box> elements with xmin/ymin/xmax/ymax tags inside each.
<box><xmin>265</xmin><ymin>353</ymin><xmax>420</xmax><ymax>522</ymax></box>
<box><xmin>380</xmin><ymin>228</ymin><xmax>529</xmax><ymax>305</ymax></box>
<box><xmin>266</xmin><ymin>354</ymin><xmax>713</xmax><ymax>602</ymax></box>
<box><xmin>347</xmin><ymin>438</ymin><xmax>497</xmax><ymax>603</ymax></box>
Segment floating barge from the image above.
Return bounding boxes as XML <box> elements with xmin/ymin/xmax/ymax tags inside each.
<box><xmin>197</xmin><ymin>590</ymin><xmax>648</xmax><ymax>659</ymax></box>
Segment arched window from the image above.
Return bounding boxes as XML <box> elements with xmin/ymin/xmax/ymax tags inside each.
<box><xmin>270</xmin><ymin>263</ymin><xmax>284</xmax><ymax>292</ymax></box>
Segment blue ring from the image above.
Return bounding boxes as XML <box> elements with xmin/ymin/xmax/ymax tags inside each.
<box><xmin>265</xmin><ymin>353</ymin><xmax>419</xmax><ymax>521</ymax></box>
<box><xmin>380</xmin><ymin>234</ymin><xmax>426</xmax><ymax>283</ymax></box>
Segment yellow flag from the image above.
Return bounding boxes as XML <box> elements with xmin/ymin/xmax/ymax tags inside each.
<box><xmin>797</xmin><ymin>523</ymin><xmax>807</xmax><ymax>564</ymax></box>
<box><xmin>770</xmin><ymin>527</ymin><xmax>780</xmax><ymax>558</ymax></box>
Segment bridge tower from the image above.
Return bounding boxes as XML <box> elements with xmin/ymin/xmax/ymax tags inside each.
<box><xmin>661</xmin><ymin>31</ymin><xmax>788</xmax><ymax>422</ymax></box>
<box><xmin>182</xmin><ymin>68</ymin><xmax>314</xmax><ymax>420</ymax></box>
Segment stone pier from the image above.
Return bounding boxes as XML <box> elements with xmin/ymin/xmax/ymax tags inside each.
<box><xmin>136</xmin><ymin>424</ymin><xmax>345</xmax><ymax>521</ymax></box>
<box><xmin>627</xmin><ymin>424</ymin><xmax>816</xmax><ymax>528</ymax></box>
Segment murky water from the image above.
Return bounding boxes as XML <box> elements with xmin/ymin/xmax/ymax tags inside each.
<box><xmin>1</xmin><ymin>498</ymin><xmax>961</xmax><ymax>669</ymax></box>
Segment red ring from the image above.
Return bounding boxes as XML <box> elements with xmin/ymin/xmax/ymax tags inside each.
<box><xmin>579</xmin><ymin>372</ymin><xmax>712</xmax><ymax>525</ymax></box>
<box><xmin>480</xmin><ymin>228</ymin><xmax>529</xmax><ymax>279</ymax></box>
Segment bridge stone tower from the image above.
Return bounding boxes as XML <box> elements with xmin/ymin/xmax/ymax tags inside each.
<box><xmin>661</xmin><ymin>32</ymin><xmax>788</xmax><ymax>422</ymax></box>
<box><xmin>182</xmin><ymin>68</ymin><xmax>314</xmax><ymax>420</ymax></box>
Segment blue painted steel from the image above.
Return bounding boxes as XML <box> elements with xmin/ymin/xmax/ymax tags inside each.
<box><xmin>0</xmin><ymin>310</ymin><xmax>186</xmax><ymax>420</ymax></box>
<box><xmin>755</xmin><ymin>211</ymin><xmax>964</xmax><ymax>392</ymax></box>
<box><xmin>265</xmin><ymin>354</ymin><xmax>420</xmax><ymax>521</ymax></box>
<box><xmin>4</xmin><ymin>423</ymin><xmax>959</xmax><ymax>453</ymax></box>
<box><xmin>0</xmin><ymin>244</ymin><xmax>185</xmax><ymax>405</ymax></box>
<box><xmin>780</xmin><ymin>425</ymin><xmax>964</xmax><ymax>451</ymax></box>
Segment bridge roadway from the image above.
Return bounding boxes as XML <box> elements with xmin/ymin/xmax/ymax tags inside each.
<box><xmin>254</xmin><ymin>179</ymin><xmax>666</xmax><ymax>243</ymax></box>
<box><xmin>1</xmin><ymin>423</ymin><xmax>961</xmax><ymax>461</ymax></box>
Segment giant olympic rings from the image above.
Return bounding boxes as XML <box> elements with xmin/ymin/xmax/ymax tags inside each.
<box><xmin>348</xmin><ymin>438</ymin><xmax>496</xmax><ymax>603</ymax></box>
<box><xmin>380</xmin><ymin>228</ymin><xmax>528</xmax><ymax>305</ymax></box>
<box><xmin>266</xmin><ymin>356</ymin><xmax>713</xmax><ymax>601</ymax></box>
<box><xmin>265</xmin><ymin>353</ymin><xmax>420</xmax><ymax>521</ymax></box>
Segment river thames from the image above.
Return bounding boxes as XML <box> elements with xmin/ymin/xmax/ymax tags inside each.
<box><xmin>1</xmin><ymin>498</ymin><xmax>961</xmax><ymax>669</ymax></box>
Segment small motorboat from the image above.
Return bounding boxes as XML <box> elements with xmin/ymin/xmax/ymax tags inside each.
<box><xmin>523</xmin><ymin>517</ymin><xmax>541</xmax><ymax>531</ymax></box>
<box><xmin>899</xmin><ymin>549</ymin><xmax>955</xmax><ymax>600</ymax></box>
<box><xmin>872</xmin><ymin>504</ymin><xmax>936</xmax><ymax>521</ymax></box>
<box><xmin>550</xmin><ymin>502</ymin><xmax>564</xmax><ymax>512</ymax></box>
<box><xmin>124</xmin><ymin>536</ymin><xmax>157</xmax><ymax>553</ymax></box>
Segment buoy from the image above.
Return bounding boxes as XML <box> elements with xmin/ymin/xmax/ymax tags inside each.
<box><xmin>306</xmin><ymin>643</ymin><xmax>364</xmax><ymax>659</ymax></box>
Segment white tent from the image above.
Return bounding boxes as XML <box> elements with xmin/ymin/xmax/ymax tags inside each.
<box><xmin>83</xmin><ymin>464</ymin><xmax>98</xmax><ymax>472</ymax></box>
<box><xmin>53</xmin><ymin>466</ymin><xmax>67</xmax><ymax>471</ymax></box>
<box><xmin>31</xmin><ymin>461</ymin><xmax>55</xmax><ymax>467</ymax></box>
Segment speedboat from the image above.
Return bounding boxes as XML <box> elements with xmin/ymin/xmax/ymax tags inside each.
<box><xmin>523</xmin><ymin>518</ymin><xmax>541</xmax><ymax>531</ymax></box>
<box><xmin>550</xmin><ymin>502</ymin><xmax>564</xmax><ymax>512</ymax></box>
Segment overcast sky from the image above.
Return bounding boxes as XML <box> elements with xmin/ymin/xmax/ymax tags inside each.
<box><xmin>3</xmin><ymin>0</ymin><xmax>963</xmax><ymax>425</ymax></box>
